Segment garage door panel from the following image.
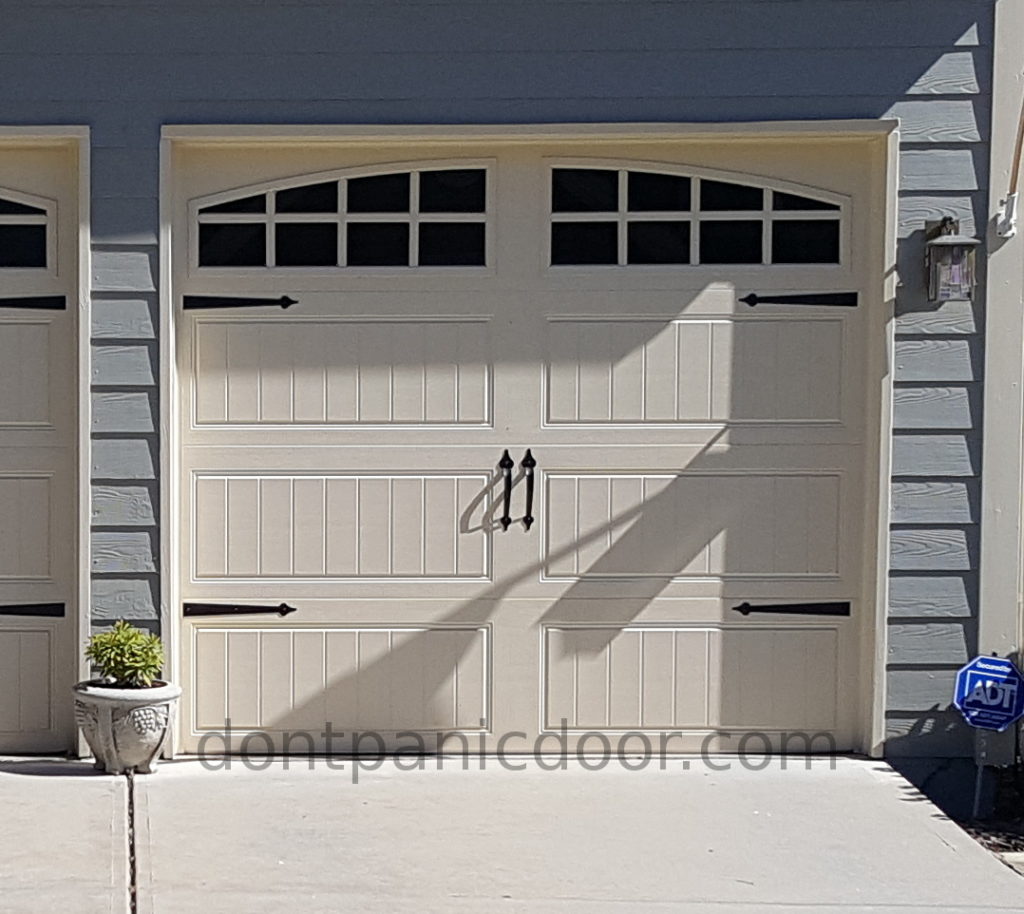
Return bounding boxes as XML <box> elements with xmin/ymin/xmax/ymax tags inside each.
<box><xmin>194</xmin><ymin>316</ymin><xmax>492</xmax><ymax>427</ymax></box>
<box><xmin>543</xmin><ymin>472</ymin><xmax>842</xmax><ymax>581</ymax></box>
<box><xmin>545</xmin><ymin>627</ymin><xmax>714</xmax><ymax>730</ymax></box>
<box><xmin>191</xmin><ymin>625</ymin><xmax>489</xmax><ymax>735</ymax></box>
<box><xmin>546</xmin><ymin>317</ymin><xmax>845</xmax><ymax>425</ymax></box>
<box><xmin>0</xmin><ymin>318</ymin><xmax>52</xmax><ymax>427</ymax></box>
<box><xmin>0</xmin><ymin>628</ymin><xmax>52</xmax><ymax>733</ymax></box>
<box><xmin>713</xmin><ymin>627</ymin><xmax>839</xmax><ymax>731</ymax></box>
<box><xmin>0</xmin><ymin>473</ymin><xmax>52</xmax><ymax>580</ymax></box>
<box><xmin>546</xmin><ymin>625</ymin><xmax>840</xmax><ymax>733</ymax></box>
<box><xmin>194</xmin><ymin>472</ymin><xmax>492</xmax><ymax>580</ymax></box>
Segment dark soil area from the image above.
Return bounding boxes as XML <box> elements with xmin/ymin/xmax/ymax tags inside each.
<box><xmin>958</xmin><ymin>764</ymin><xmax>1024</xmax><ymax>854</ymax></box>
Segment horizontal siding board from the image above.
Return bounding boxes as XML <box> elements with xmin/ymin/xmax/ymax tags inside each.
<box><xmin>887</xmin><ymin>669</ymin><xmax>959</xmax><ymax>712</ymax></box>
<box><xmin>889</xmin><ymin>527</ymin><xmax>975</xmax><ymax>571</ymax></box>
<box><xmin>885</xmin><ymin>100</ymin><xmax>983</xmax><ymax>143</ymax></box>
<box><xmin>0</xmin><ymin>50</ymin><xmax>988</xmax><ymax>102</ymax></box>
<box><xmin>892</xmin><ymin>435</ymin><xmax>980</xmax><ymax>477</ymax></box>
<box><xmin>897</xmin><ymin>193</ymin><xmax>980</xmax><ymax>239</ymax></box>
<box><xmin>894</xmin><ymin>300</ymin><xmax>978</xmax><ymax>335</ymax></box>
<box><xmin>92</xmin><ymin>485</ymin><xmax>157</xmax><ymax>527</ymax></box>
<box><xmin>888</xmin><ymin>623</ymin><xmax>972</xmax><ymax>666</ymax></box>
<box><xmin>890</xmin><ymin>482</ymin><xmax>977</xmax><ymax>524</ymax></box>
<box><xmin>888</xmin><ymin>574</ymin><xmax>976</xmax><ymax>618</ymax></box>
<box><xmin>899</xmin><ymin>148</ymin><xmax>981</xmax><ymax>192</ymax></box>
<box><xmin>885</xmin><ymin>711</ymin><xmax>973</xmax><ymax>757</ymax></box>
<box><xmin>91</xmin><ymin>439</ymin><xmax>156</xmax><ymax>481</ymax></box>
<box><xmin>91</xmin><ymin>250</ymin><xmax>156</xmax><ymax>293</ymax></box>
<box><xmin>893</xmin><ymin>386</ymin><xmax>977</xmax><ymax>430</ymax></box>
<box><xmin>91</xmin><ymin>531</ymin><xmax>157</xmax><ymax>573</ymax></box>
<box><xmin>91</xmin><ymin>345</ymin><xmax>156</xmax><ymax>387</ymax></box>
<box><xmin>91</xmin><ymin>148</ymin><xmax>158</xmax><ymax>197</ymax></box>
<box><xmin>91</xmin><ymin>298</ymin><xmax>156</xmax><ymax>340</ymax></box>
<box><xmin>893</xmin><ymin>340</ymin><xmax>978</xmax><ymax>382</ymax></box>
<box><xmin>0</xmin><ymin>4</ymin><xmax>989</xmax><ymax>54</ymax></box>
<box><xmin>92</xmin><ymin>197</ymin><xmax>159</xmax><ymax>245</ymax></box>
<box><xmin>91</xmin><ymin>578</ymin><xmax>158</xmax><ymax>621</ymax></box>
<box><xmin>904</xmin><ymin>51</ymin><xmax>981</xmax><ymax>96</ymax></box>
<box><xmin>92</xmin><ymin>392</ymin><xmax>155</xmax><ymax>433</ymax></box>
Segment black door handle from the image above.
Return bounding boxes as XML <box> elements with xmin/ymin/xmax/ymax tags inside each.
<box><xmin>499</xmin><ymin>449</ymin><xmax>514</xmax><ymax>531</ymax></box>
<box><xmin>521</xmin><ymin>449</ymin><xmax>536</xmax><ymax>531</ymax></box>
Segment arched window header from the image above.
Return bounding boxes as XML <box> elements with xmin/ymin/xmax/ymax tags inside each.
<box><xmin>195</xmin><ymin>166</ymin><xmax>489</xmax><ymax>269</ymax></box>
<box><xmin>549</xmin><ymin>167</ymin><xmax>844</xmax><ymax>267</ymax></box>
<box><xmin>0</xmin><ymin>188</ymin><xmax>51</xmax><ymax>270</ymax></box>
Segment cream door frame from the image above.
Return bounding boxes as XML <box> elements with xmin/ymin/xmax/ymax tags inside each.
<box><xmin>160</xmin><ymin>121</ymin><xmax>898</xmax><ymax>757</ymax></box>
<box><xmin>0</xmin><ymin>126</ymin><xmax>91</xmax><ymax>752</ymax></box>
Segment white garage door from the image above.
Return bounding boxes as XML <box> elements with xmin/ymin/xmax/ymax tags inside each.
<box><xmin>175</xmin><ymin>138</ymin><xmax>882</xmax><ymax>754</ymax></box>
<box><xmin>0</xmin><ymin>144</ymin><xmax>79</xmax><ymax>753</ymax></box>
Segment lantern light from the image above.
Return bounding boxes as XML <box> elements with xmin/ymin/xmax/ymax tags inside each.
<box><xmin>926</xmin><ymin>216</ymin><xmax>980</xmax><ymax>302</ymax></box>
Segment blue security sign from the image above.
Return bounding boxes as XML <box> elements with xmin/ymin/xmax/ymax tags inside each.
<box><xmin>953</xmin><ymin>656</ymin><xmax>1024</xmax><ymax>732</ymax></box>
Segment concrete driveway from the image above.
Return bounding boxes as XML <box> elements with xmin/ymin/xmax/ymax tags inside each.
<box><xmin>2</xmin><ymin>757</ymin><xmax>1021</xmax><ymax>913</ymax></box>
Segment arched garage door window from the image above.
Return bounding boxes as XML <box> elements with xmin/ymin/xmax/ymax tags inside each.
<box><xmin>548</xmin><ymin>165</ymin><xmax>845</xmax><ymax>267</ymax></box>
<box><xmin>0</xmin><ymin>189</ymin><xmax>53</xmax><ymax>270</ymax></box>
<box><xmin>194</xmin><ymin>164</ymin><xmax>490</xmax><ymax>269</ymax></box>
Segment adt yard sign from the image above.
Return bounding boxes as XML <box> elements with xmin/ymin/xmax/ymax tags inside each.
<box><xmin>953</xmin><ymin>656</ymin><xmax>1024</xmax><ymax>732</ymax></box>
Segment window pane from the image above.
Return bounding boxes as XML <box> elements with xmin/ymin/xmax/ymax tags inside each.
<box><xmin>552</xmin><ymin>169</ymin><xmax>618</xmax><ymax>212</ymax></box>
<box><xmin>200</xmin><ymin>194</ymin><xmax>266</xmax><ymax>214</ymax></box>
<box><xmin>699</xmin><ymin>221</ymin><xmax>762</xmax><ymax>264</ymax></box>
<box><xmin>628</xmin><ymin>173</ymin><xmax>690</xmax><ymax>212</ymax></box>
<box><xmin>551</xmin><ymin>222</ymin><xmax>618</xmax><ymax>265</ymax></box>
<box><xmin>275</xmin><ymin>182</ymin><xmax>338</xmax><ymax>214</ymax></box>
<box><xmin>419</xmin><ymin>170</ymin><xmax>486</xmax><ymax>213</ymax></box>
<box><xmin>347</xmin><ymin>222</ymin><xmax>410</xmax><ymax>266</ymax></box>
<box><xmin>0</xmin><ymin>198</ymin><xmax>44</xmax><ymax>216</ymax></box>
<box><xmin>627</xmin><ymin>221</ymin><xmax>690</xmax><ymax>264</ymax></box>
<box><xmin>771</xmin><ymin>219</ymin><xmax>840</xmax><ymax>264</ymax></box>
<box><xmin>275</xmin><ymin>223</ymin><xmax>338</xmax><ymax>266</ymax></box>
<box><xmin>347</xmin><ymin>174</ymin><xmax>410</xmax><ymax>213</ymax></box>
<box><xmin>0</xmin><ymin>225</ymin><xmax>46</xmax><ymax>267</ymax></box>
<box><xmin>700</xmin><ymin>180</ymin><xmax>763</xmax><ymax>211</ymax></box>
<box><xmin>772</xmin><ymin>191</ymin><xmax>839</xmax><ymax>212</ymax></box>
<box><xmin>198</xmin><ymin>223</ymin><xmax>266</xmax><ymax>266</ymax></box>
<box><xmin>419</xmin><ymin>222</ymin><xmax>485</xmax><ymax>265</ymax></box>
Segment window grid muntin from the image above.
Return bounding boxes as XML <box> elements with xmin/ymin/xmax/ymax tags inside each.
<box><xmin>548</xmin><ymin>168</ymin><xmax>843</xmax><ymax>268</ymax></box>
<box><xmin>0</xmin><ymin>192</ymin><xmax>52</xmax><ymax>271</ymax></box>
<box><xmin>196</xmin><ymin>166</ymin><xmax>490</xmax><ymax>269</ymax></box>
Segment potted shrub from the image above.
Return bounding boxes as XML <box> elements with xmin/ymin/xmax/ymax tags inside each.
<box><xmin>73</xmin><ymin>621</ymin><xmax>181</xmax><ymax>774</ymax></box>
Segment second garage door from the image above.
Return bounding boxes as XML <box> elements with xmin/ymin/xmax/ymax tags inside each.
<box><xmin>173</xmin><ymin>137</ymin><xmax>885</xmax><ymax>754</ymax></box>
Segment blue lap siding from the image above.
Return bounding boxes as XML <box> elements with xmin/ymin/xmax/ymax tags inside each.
<box><xmin>0</xmin><ymin>0</ymin><xmax>995</xmax><ymax>759</ymax></box>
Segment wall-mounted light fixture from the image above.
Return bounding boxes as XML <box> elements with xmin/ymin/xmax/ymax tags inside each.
<box><xmin>926</xmin><ymin>217</ymin><xmax>980</xmax><ymax>302</ymax></box>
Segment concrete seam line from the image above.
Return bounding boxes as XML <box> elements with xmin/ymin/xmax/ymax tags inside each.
<box><xmin>125</xmin><ymin>771</ymin><xmax>137</xmax><ymax>914</ymax></box>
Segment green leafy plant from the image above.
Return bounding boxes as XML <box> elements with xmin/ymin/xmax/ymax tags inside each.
<box><xmin>84</xmin><ymin>620</ymin><xmax>165</xmax><ymax>688</ymax></box>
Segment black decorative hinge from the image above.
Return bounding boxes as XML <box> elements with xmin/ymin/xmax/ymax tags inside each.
<box><xmin>733</xmin><ymin>601</ymin><xmax>851</xmax><ymax>617</ymax></box>
<box><xmin>183</xmin><ymin>602</ymin><xmax>297</xmax><ymax>618</ymax></box>
<box><xmin>740</xmin><ymin>292</ymin><xmax>858</xmax><ymax>308</ymax></box>
<box><xmin>0</xmin><ymin>602</ymin><xmax>65</xmax><ymax>617</ymax></box>
<box><xmin>182</xmin><ymin>295</ymin><xmax>297</xmax><ymax>310</ymax></box>
<box><xmin>0</xmin><ymin>295</ymin><xmax>66</xmax><ymax>310</ymax></box>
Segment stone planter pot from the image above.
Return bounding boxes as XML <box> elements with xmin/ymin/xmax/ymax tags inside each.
<box><xmin>73</xmin><ymin>680</ymin><xmax>181</xmax><ymax>774</ymax></box>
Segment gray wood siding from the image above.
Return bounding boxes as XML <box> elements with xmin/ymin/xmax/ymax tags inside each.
<box><xmin>0</xmin><ymin>0</ymin><xmax>993</xmax><ymax>756</ymax></box>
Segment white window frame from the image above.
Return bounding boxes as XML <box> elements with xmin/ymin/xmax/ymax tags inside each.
<box><xmin>188</xmin><ymin>159</ymin><xmax>496</xmax><ymax>275</ymax></box>
<box><xmin>543</xmin><ymin>158</ymin><xmax>851</xmax><ymax>272</ymax></box>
